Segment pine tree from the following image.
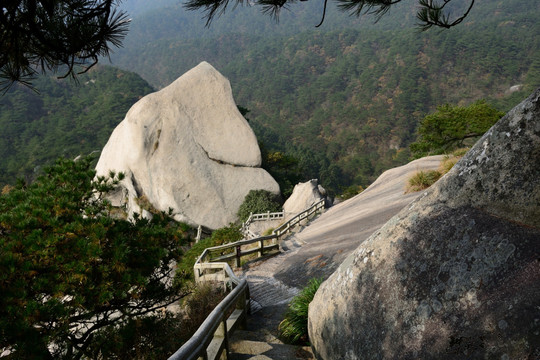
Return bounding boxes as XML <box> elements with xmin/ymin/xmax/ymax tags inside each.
<box><xmin>0</xmin><ymin>155</ymin><xmax>189</xmax><ymax>359</ymax></box>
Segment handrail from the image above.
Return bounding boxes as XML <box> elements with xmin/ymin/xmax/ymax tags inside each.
<box><xmin>241</xmin><ymin>210</ymin><xmax>285</xmax><ymax>236</ymax></box>
<box><xmin>168</xmin><ymin>275</ymin><xmax>248</xmax><ymax>360</ymax></box>
<box><xmin>195</xmin><ymin>198</ymin><xmax>325</xmax><ymax>274</ymax></box>
<box><xmin>169</xmin><ymin>199</ymin><xmax>325</xmax><ymax>360</ymax></box>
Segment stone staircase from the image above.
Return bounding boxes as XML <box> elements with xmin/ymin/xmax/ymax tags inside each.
<box><xmin>229</xmin><ymin>234</ymin><xmax>314</xmax><ymax>360</ymax></box>
<box><xmin>279</xmin><ymin>234</ymin><xmax>307</xmax><ymax>252</ymax></box>
<box><xmin>228</xmin><ymin>305</ymin><xmax>314</xmax><ymax>360</ymax></box>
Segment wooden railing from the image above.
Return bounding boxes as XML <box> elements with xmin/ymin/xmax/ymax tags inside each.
<box><xmin>168</xmin><ymin>265</ymin><xmax>249</xmax><ymax>360</ymax></box>
<box><xmin>199</xmin><ymin>199</ymin><xmax>325</xmax><ymax>270</ymax></box>
<box><xmin>168</xmin><ymin>199</ymin><xmax>325</xmax><ymax>360</ymax></box>
<box><xmin>241</xmin><ymin>210</ymin><xmax>285</xmax><ymax>238</ymax></box>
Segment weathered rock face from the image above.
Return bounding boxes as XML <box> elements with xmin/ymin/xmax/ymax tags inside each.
<box><xmin>309</xmin><ymin>89</ymin><xmax>540</xmax><ymax>359</ymax></box>
<box><xmin>283</xmin><ymin>179</ymin><xmax>327</xmax><ymax>215</ymax></box>
<box><xmin>95</xmin><ymin>62</ymin><xmax>280</xmax><ymax>229</ymax></box>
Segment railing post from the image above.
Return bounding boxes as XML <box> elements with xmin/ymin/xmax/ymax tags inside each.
<box><xmin>196</xmin><ymin>225</ymin><xmax>202</xmax><ymax>243</ymax></box>
<box><xmin>237</xmin><ymin>289</ymin><xmax>247</xmax><ymax>329</ymax></box>
<box><xmin>223</xmin><ymin>268</ymin><xmax>229</xmax><ymax>292</ymax></box>
<box><xmin>235</xmin><ymin>245</ymin><xmax>241</xmax><ymax>268</ymax></box>
<box><xmin>258</xmin><ymin>239</ymin><xmax>264</xmax><ymax>258</ymax></box>
<box><xmin>215</xmin><ymin>318</ymin><xmax>229</xmax><ymax>360</ymax></box>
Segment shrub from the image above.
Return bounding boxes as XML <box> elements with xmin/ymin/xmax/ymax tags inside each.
<box><xmin>278</xmin><ymin>278</ymin><xmax>323</xmax><ymax>345</ymax></box>
<box><xmin>175</xmin><ymin>223</ymin><xmax>243</xmax><ymax>285</ymax></box>
<box><xmin>406</xmin><ymin>147</ymin><xmax>469</xmax><ymax>193</ymax></box>
<box><xmin>86</xmin><ymin>283</ymin><xmax>226</xmax><ymax>359</ymax></box>
<box><xmin>406</xmin><ymin>169</ymin><xmax>442</xmax><ymax>193</ymax></box>
<box><xmin>183</xmin><ymin>283</ymin><xmax>228</xmax><ymax>335</ymax></box>
<box><xmin>209</xmin><ymin>223</ymin><xmax>243</xmax><ymax>245</ymax></box>
<box><xmin>439</xmin><ymin>155</ymin><xmax>459</xmax><ymax>174</ymax></box>
<box><xmin>338</xmin><ymin>184</ymin><xmax>364</xmax><ymax>201</ymax></box>
<box><xmin>237</xmin><ymin>189</ymin><xmax>282</xmax><ymax>222</ymax></box>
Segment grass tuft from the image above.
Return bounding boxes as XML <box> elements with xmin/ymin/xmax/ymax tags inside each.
<box><xmin>406</xmin><ymin>169</ymin><xmax>442</xmax><ymax>193</ymax></box>
<box><xmin>278</xmin><ymin>278</ymin><xmax>323</xmax><ymax>345</ymax></box>
<box><xmin>406</xmin><ymin>148</ymin><xmax>470</xmax><ymax>193</ymax></box>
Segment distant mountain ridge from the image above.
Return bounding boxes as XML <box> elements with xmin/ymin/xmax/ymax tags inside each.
<box><xmin>0</xmin><ymin>66</ymin><xmax>154</xmax><ymax>187</ymax></box>
<box><xmin>1</xmin><ymin>0</ymin><xmax>538</xmax><ymax>195</ymax></box>
<box><xmin>107</xmin><ymin>0</ymin><xmax>540</xmax><ymax>193</ymax></box>
<box><xmin>117</xmin><ymin>0</ymin><xmax>536</xmax><ymax>41</ymax></box>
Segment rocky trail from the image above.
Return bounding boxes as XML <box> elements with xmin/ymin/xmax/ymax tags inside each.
<box><xmin>227</xmin><ymin>155</ymin><xmax>445</xmax><ymax>359</ymax></box>
<box><xmin>229</xmin><ymin>234</ymin><xmax>313</xmax><ymax>359</ymax></box>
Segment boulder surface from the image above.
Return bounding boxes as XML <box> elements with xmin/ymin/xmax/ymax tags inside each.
<box><xmin>96</xmin><ymin>62</ymin><xmax>279</xmax><ymax>229</ymax></box>
<box><xmin>309</xmin><ymin>89</ymin><xmax>540</xmax><ymax>359</ymax></box>
<box><xmin>283</xmin><ymin>179</ymin><xmax>327</xmax><ymax>216</ymax></box>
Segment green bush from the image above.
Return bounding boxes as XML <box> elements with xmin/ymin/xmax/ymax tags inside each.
<box><xmin>86</xmin><ymin>283</ymin><xmax>226</xmax><ymax>359</ymax></box>
<box><xmin>338</xmin><ymin>184</ymin><xmax>364</xmax><ymax>201</ymax></box>
<box><xmin>278</xmin><ymin>278</ymin><xmax>323</xmax><ymax>345</ymax></box>
<box><xmin>237</xmin><ymin>189</ymin><xmax>282</xmax><ymax>222</ymax></box>
<box><xmin>175</xmin><ymin>223</ymin><xmax>243</xmax><ymax>285</ymax></box>
<box><xmin>209</xmin><ymin>223</ymin><xmax>243</xmax><ymax>245</ymax></box>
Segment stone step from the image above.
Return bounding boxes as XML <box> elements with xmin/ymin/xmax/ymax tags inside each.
<box><xmin>280</xmin><ymin>235</ymin><xmax>305</xmax><ymax>252</ymax></box>
<box><xmin>229</xmin><ymin>339</ymin><xmax>314</xmax><ymax>360</ymax></box>
<box><xmin>249</xmin><ymin>299</ymin><xmax>263</xmax><ymax>314</ymax></box>
<box><xmin>231</xmin><ymin>329</ymin><xmax>283</xmax><ymax>344</ymax></box>
<box><xmin>247</xmin><ymin>278</ymin><xmax>299</xmax><ymax>308</ymax></box>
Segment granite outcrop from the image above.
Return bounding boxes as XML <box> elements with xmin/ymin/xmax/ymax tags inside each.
<box><xmin>308</xmin><ymin>88</ymin><xmax>540</xmax><ymax>359</ymax></box>
<box><xmin>95</xmin><ymin>62</ymin><xmax>280</xmax><ymax>229</ymax></box>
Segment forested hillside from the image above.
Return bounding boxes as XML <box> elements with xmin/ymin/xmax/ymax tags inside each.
<box><xmin>1</xmin><ymin>0</ymin><xmax>538</xmax><ymax>195</ymax></box>
<box><xmin>109</xmin><ymin>0</ymin><xmax>540</xmax><ymax>193</ymax></box>
<box><xmin>0</xmin><ymin>67</ymin><xmax>153</xmax><ymax>187</ymax></box>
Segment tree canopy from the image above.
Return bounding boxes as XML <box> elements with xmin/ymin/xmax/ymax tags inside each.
<box><xmin>0</xmin><ymin>0</ymin><xmax>129</xmax><ymax>91</ymax></box>
<box><xmin>1</xmin><ymin>0</ymin><xmax>477</xmax><ymax>89</ymax></box>
<box><xmin>0</xmin><ymin>156</ymin><xmax>190</xmax><ymax>359</ymax></box>
<box><xmin>410</xmin><ymin>100</ymin><xmax>505</xmax><ymax>157</ymax></box>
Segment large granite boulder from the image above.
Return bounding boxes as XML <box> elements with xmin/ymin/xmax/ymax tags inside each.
<box><xmin>283</xmin><ymin>179</ymin><xmax>327</xmax><ymax>215</ymax></box>
<box><xmin>308</xmin><ymin>89</ymin><xmax>540</xmax><ymax>359</ymax></box>
<box><xmin>95</xmin><ymin>62</ymin><xmax>280</xmax><ymax>229</ymax></box>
